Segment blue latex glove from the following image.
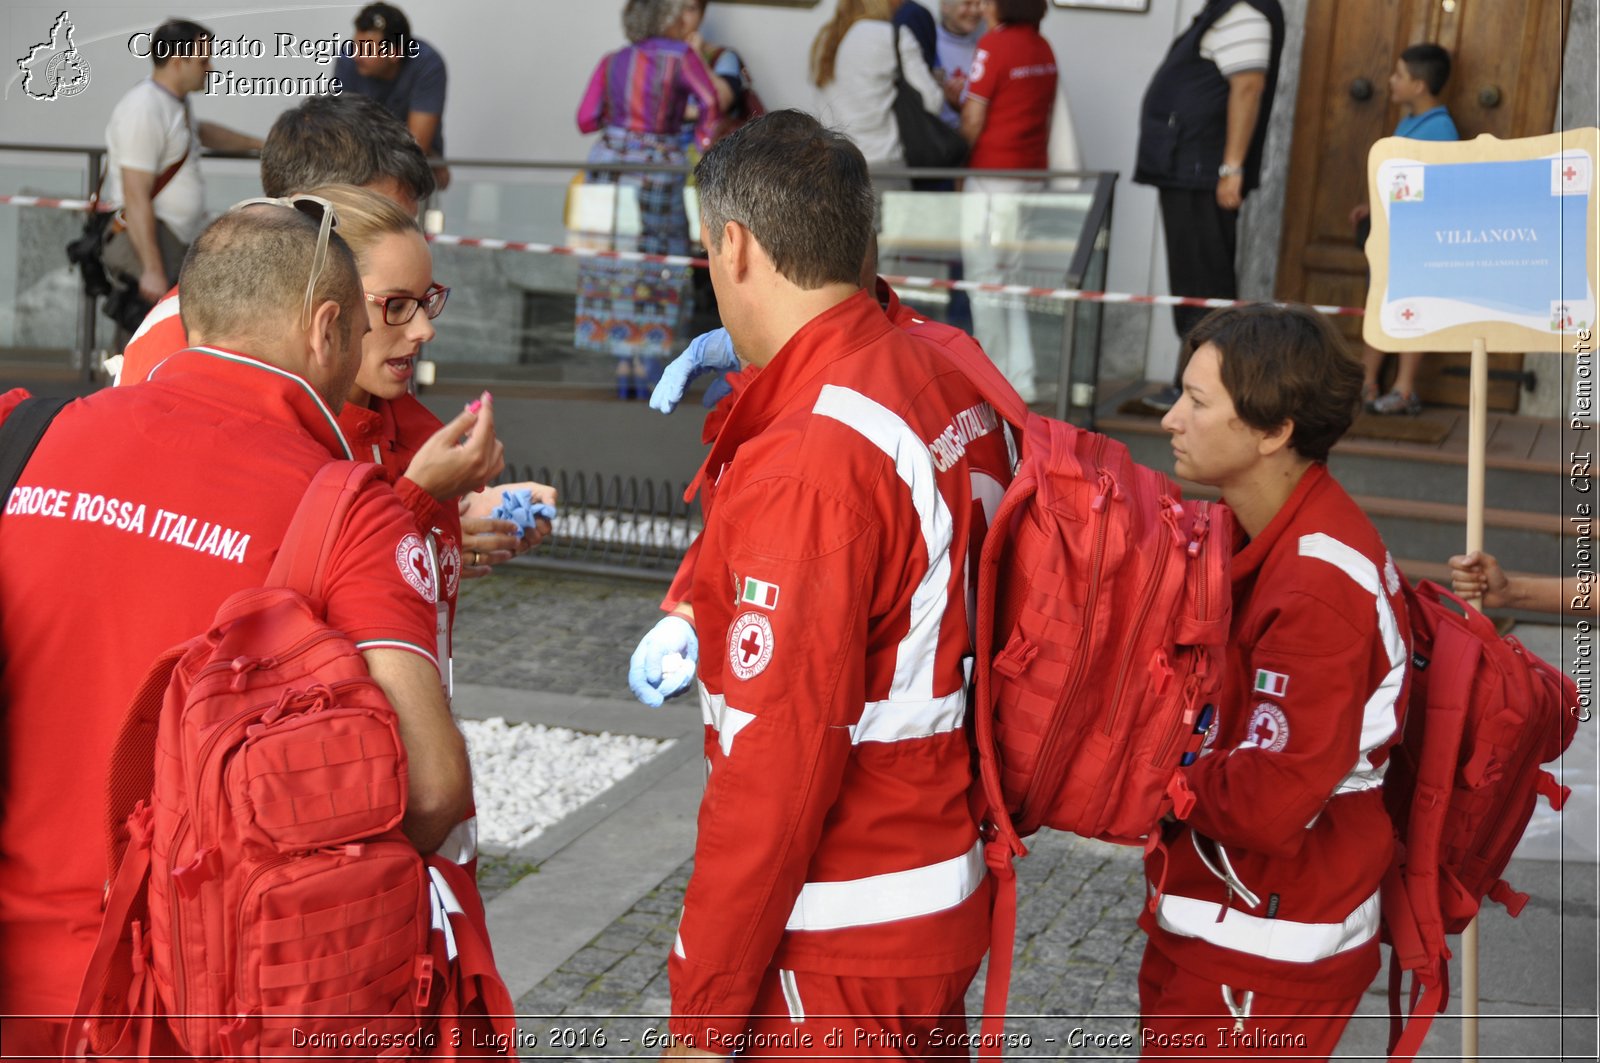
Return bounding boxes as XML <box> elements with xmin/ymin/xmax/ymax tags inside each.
<box><xmin>649</xmin><ymin>328</ymin><xmax>739</xmax><ymax>414</ymax></box>
<box><xmin>628</xmin><ymin>615</ymin><xmax>698</xmax><ymax>708</ymax></box>
<box><xmin>490</xmin><ymin>489</ymin><xmax>557</xmax><ymax>540</ymax></box>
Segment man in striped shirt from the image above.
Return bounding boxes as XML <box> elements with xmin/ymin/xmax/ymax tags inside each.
<box><xmin>660</xmin><ymin>110</ymin><xmax>1015</xmax><ymax>1057</ymax></box>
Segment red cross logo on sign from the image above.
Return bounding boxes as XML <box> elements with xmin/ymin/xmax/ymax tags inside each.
<box><xmin>728</xmin><ymin>611</ymin><xmax>775</xmax><ymax>680</ymax></box>
<box><xmin>1244</xmin><ymin>702</ymin><xmax>1289</xmax><ymax>753</ymax></box>
<box><xmin>1565</xmin><ymin>165</ymin><xmax>1579</xmax><ymax>182</ymax></box>
<box><xmin>1401</xmin><ymin>307</ymin><xmax>1415</xmax><ymax>322</ymax></box>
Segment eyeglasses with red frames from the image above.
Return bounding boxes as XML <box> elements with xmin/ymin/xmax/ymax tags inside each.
<box><xmin>364</xmin><ymin>283</ymin><xmax>450</xmax><ymax>326</ymax></box>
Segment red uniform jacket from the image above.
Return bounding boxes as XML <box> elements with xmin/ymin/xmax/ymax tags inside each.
<box><xmin>0</xmin><ymin>350</ymin><xmax>440</xmax><ymax>1016</ymax></box>
<box><xmin>667</xmin><ymin>291</ymin><xmax>1015</xmax><ymax>1047</ymax></box>
<box><xmin>1141</xmin><ymin>463</ymin><xmax>1410</xmax><ymax>999</ymax></box>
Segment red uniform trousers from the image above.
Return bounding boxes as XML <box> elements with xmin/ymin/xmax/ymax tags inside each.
<box><xmin>738</xmin><ymin>963</ymin><xmax>981</xmax><ymax>1061</ymax></box>
<box><xmin>1138</xmin><ymin>945</ymin><xmax>1361</xmax><ymax>1062</ymax></box>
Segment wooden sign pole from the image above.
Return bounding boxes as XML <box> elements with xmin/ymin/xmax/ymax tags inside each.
<box><xmin>1460</xmin><ymin>335</ymin><xmax>1489</xmax><ymax>1063</ymax></box>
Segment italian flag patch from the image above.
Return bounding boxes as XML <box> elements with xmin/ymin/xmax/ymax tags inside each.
<box><xmin>740</xmin><ymin>576</ymin><xmax>780</xmax><ymax>610</ymax></box>
<box><xmin>1254</xmin><ymin>669</ymin><xmax>1289</xmax><ymax>698</ymax></box>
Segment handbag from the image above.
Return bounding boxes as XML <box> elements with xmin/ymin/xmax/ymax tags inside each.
<box><xmin>891</xmin><ymin>25</ymin><xmax>968</xmax><ymax>169</ymax></box>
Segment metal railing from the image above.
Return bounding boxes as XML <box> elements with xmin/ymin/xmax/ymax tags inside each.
<box><xmin>497</xmin><ymin>464</ymin><xmax>699</xmax><ymax>581</ymax></box>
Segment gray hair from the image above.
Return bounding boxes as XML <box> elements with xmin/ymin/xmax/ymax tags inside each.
<box><xmin>696</xmin><ymin>110</ymin><xmax>875</xmax><ymax>290</ymax></box>
<box><xmin>622</xmin><ymin>0</ymin><xmax>691</xmax><ymax>42</ymax></box>
<box><xmin>179</xmin><ymin>207</ymin><xmax>361</xmax><ymax>350</ymax></box>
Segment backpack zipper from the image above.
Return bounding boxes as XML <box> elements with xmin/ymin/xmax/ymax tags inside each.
<box><xmin>1103</xmin><ymin>497</ymin><xmax>1183</xmax><ymax>739</ymax></box>
<box><xmin>1019</xmin><ymin>437</ymin><xmax>1111</xmax><ymax>822</ymax></box>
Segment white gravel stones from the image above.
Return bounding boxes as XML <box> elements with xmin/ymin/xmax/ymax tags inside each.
<box><xmin>461</xmin><ymin>717</ymin><xmax>671</xmax><ymax>851</ymax></box>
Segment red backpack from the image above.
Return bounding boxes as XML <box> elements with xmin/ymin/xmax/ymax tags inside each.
<box><xmin>71</xmin><ymin>462</ymin><xmax>514</xmax><ymax>1059</ymax></box>
<box><xmin>1380</xmin><ymin>579</ymin><xmax>1579</xmax><ymax>1061</ymax></box>
<box><xmin>935</xmin><ymin>346</ymin><xmax>1232</xmax><ymax>1057</ymax></box>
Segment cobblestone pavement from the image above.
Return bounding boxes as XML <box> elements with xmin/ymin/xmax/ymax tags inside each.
<box><xmin>457</xmin><ymin>562</ymin><xmax>1150</xmax><ymax>1055</ymax></box>
<box><xmin>454</xmin><ymin>566</ymin><xmax>667</xmax><ymax>699</ymax></box>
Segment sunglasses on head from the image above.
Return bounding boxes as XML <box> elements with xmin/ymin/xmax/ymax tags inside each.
<box><xmin>227</xmin><ymin>194</ymin><xmax>340</xmax><ymax>329</ymax></box>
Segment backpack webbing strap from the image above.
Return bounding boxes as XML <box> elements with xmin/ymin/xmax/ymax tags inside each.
<box><xmin>71</xmin><ymin>803</ymin><xmax>158</xmax><ymax>1059</ymax></box>
<box><xmin>928</xmin><ymin>334</ymin><xmax>1032</xmax><ymax>430</ymax></box>
<box><xmin>978</xmin><ymin>845</ymin><xmax>1020</xmax><ymax>1062</ymax></box>
<box><xmin>266</xmin><ymin>461</ymin><xmax>384</xmax><ymax>600</ymax></box>
<box><xmin>0</xmin><ymin>396</ymin><xmax>69</xmax><ymax>502</ymax></box>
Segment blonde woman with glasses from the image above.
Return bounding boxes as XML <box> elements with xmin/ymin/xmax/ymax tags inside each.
<box><xmin>300</xmin><ymin>185</ymin><xmax>553</xmax><ymax>595</ymax></box>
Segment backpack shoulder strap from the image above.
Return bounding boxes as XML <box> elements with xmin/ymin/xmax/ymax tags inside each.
<box><xmin>0</xmin><ymin>396</ymin><xmax>70</xmax><ymax>503</ymax></box>
<box><xmin>266</xmin><ymin>461</ymin><xmax>384</xmax><ymax>600</ymax></box>
<box><xmin>931</xmin><ymin>339</ymin><xmax>1032</xmax><ymax>429</ymax></box>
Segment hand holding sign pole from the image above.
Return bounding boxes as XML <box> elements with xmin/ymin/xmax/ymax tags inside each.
<box><xmin>1364</xmin><ymin>127</ymin><xmax>1598</xmax><ymax>1063</ymax></box>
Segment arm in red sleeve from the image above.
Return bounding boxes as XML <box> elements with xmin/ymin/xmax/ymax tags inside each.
<box><xmin>1182</xmin><ymin>590</ymin><xmax>1371</xmax><ymax>859</ymax></box>
<box><xmin>661</xmin><ymin>534</ymin><xmax>702</xmax><ymax>615</ymax></box>
<box><xmin>668</xmin><ymin>475</ymin><xmax>876</xmax><ymax>1049</ymax></box>
<box><xmin>394</xmin><ymin>474</ymin><xmax>454</xmax><ymax>540</ymax></box>
<box><xmin>577</xmin><ymin>57</ymin><xmax>608</xmax><ymax>134</ymax></box>
<box><xmin>0</xmin><ymin>388</ymin><xmax>31</xmax><ymax>425</ymax></box>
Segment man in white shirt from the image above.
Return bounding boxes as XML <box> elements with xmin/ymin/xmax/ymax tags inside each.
<box><xmin>102</xmin><ymin>19</ymin><xmax>261</xmax><ymax>331</ymax></box>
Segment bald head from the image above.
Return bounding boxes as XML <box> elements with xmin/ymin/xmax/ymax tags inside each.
<box><xmin>179</xmin><ymin>207</ymin><xmax>365</xmax><ymax>402</ymax></box>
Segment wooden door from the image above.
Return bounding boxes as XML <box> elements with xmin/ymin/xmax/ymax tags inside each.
<box><xmin>1275</xmin><ymin>0</ymin><xmax>1570</xmax><ymax>411</ymax></box>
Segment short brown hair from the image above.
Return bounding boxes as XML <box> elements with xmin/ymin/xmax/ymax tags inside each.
<box><xmin>1184</xmin><ymin>304</ymin><xmax>1363</xmax><ymax>463</ymax></box>
<box><xmin>992</xmin><ymin>0</ymin><xmax>1047</xmax><ymax>27</ymax></box>
<box><xmin>696</xmin><ymin>110</ymin><xmax>874</xmax><ymax>290</ymax></box>
<box><xmin>179</xmin><ymin>207</ymin><xmax>361</xmax><ymax>346</ymax></box>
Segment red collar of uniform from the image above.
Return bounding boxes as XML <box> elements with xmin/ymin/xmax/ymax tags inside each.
<box><xmin>146</xmin><ymin>346</ymin><xmax>354</xmax><ymax>460</ymax></box>
<box><xmin>697</xmin><ymin>289</ymin><xmax>893</xmax><ymax>483</ymax></box>
<box><xmin>337</xmin><ymin>394</ymin><xmax>399</xmax><ymax>450</ymax></box>
<box><xmin>1230</xmin><ymin>461</ymin><xmax>1329</xmax><ymax>583</ymax></box>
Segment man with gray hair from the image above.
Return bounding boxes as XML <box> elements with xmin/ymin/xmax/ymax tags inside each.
<box><xmin>0</xmin><ymin>202</ymin><xmax>471</xmax><ymax>1054</ymax></box>
<box><xmin>661</xmin><ymin>110</ymin><xmax>1012</xmax><ymax>1055</ymax></box>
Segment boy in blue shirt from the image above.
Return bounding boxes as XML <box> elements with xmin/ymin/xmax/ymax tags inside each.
<box><xmin>1354</xmin><ymin>43</ymin><xmax>1458</xmax><ymax>414</ymax></box>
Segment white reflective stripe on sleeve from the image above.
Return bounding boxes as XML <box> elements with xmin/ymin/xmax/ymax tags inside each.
<box><xmin>427</xmin><ymin>865</ymin><xmax>463</xmax><ymax>961</ymax></box>
<box><xmin>1296</xmin><ymin>533</ymin><xmax>1406</xmax><ymax>796</ymax></box>
<box><xmin>779</xmin><ymin>969</ymin><xmax>805</xmax><ymax>1024</ymax></box>
<box><xmin>814</xmin><ymin>385</ymin><xmax>951</xmax><ymax>704</ymax></box>
<box><xmin>699</xmin><ymin>688</ymin><xmax>756</xmax><ymax>756</ymax></box>
<box><xmin>851</xmin><ymin>684</ymin><xmax>967</xmax><ymax>744</ymax></box>
<box><xmin>674</xmin><ymin>906</ymin><xmax>687</xmax><ymax>959</ymax></box>
<box><xmin>785</xmin><ymin>839</ymin><xmax>985</xmax><ymax>932</ymax></box>
<box><xmin>355</xmin><ymin>639</ymin><xmax>441</xmax><ymax>674</ymax></box>
<box><xmin>1155</xmin><ymin>887</ymin><xmax>1381</xmax><ymax>964</ymax></box>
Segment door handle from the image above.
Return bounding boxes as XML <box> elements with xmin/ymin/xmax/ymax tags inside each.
<box><xmin>1350</xmin><ymin>77</ymin><xmax>1374</xmax><ymax>102</ymax></box>
<box><xmin>1478</xmin><ymin>84</ymin><xmax>1503</xmax><ymax>109</ymax></box>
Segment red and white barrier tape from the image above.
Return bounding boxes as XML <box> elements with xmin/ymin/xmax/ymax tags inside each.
<box><xmin>0</xmin><ymin>192</ymin><xmax>106</xmax><ymax>212</ymax></box>
<box><xmin>0</xmin><ymin>194</ymin><xmax>1365</xmax><ymax>316</ymax></box>
<box><xmin>426</xmin><ymin>232</ymin><xmax>1365</xmax><ymax>317</ymax></box>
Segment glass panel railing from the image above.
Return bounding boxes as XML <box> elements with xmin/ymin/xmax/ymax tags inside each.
<box><xmin>0</xmin><ymin>151</ymin><xmax>99</xmax><ymax>361</ymax></box>
<box><xmin>0</xmin><ymin>145</ymin><xmax>1116</xmax><ymax>419</ymax></box>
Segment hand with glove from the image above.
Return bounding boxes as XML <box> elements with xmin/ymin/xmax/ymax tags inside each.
<box><xmin>628</xmin><ymin>614</ymin><xmax>698</xmax><ymax>708</ymax></box>
<box><xmin>649</xmin><ymin>328</ymin><xmax>740</xmax><ymax>414</ymax></box>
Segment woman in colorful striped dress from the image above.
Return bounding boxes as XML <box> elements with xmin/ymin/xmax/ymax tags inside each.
<box><xmin>576</xmin><ymin>0</ymin><xmax>721</xmax><ymax>398</ymax></box>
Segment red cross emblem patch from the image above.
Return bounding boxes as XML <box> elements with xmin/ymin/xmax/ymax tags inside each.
<box><xmin>1244</xmin><ymin>701</ymin><xmax>1290</xmax><ymax>753</ymax></box>
<box><xmin>395</xmin><ymin>533</ymin><xmax>437</xmax><ymax>603</ymax></box>
<box><xmin>728</xmin><ymin>611</ymin><xmax>775</xmax><ymax>681</ymax></box>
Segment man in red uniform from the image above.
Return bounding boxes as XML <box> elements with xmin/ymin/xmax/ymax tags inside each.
<box><xmin>0</xmin><ymin>205</ymin><xmax>473</xmax><ymax>1055</ymax></box>
<box><xmin>1141</xmin><ymin>305</ymin><xmax>1409</xmax><ymax>1059</ymax></box>
<box><xmin>658</xmin><ymin>110</ymin><xmax>1014</xmax><ymax>1057</ymax></box>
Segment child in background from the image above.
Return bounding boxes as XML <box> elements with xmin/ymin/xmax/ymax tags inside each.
<box><xmin>1351</xmin><ymin>43</ymin><xmax>1459</xmax><ymax>415</ymax></box>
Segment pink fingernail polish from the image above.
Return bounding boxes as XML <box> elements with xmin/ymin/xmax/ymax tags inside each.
<box><xmin>466</xmin><ymin>399</ymin><xmax>483</xmax><ymax>414</ymax></box>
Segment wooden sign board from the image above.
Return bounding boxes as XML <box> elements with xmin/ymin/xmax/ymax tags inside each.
<box><xmin>1364</xmin><ymin>128</ymin><xmax>1598</xmax><ymax>354</ymax></box>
